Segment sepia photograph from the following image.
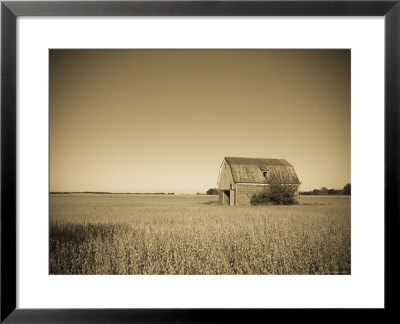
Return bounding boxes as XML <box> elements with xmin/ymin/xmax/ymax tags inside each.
<box><xmin>49</xmin><ymin>49</ymin><xmax>351</xmax><ymax>275</ymax></box>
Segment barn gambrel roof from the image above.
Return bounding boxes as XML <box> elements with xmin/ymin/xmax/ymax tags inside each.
<box><xmin>224</xmin><ymin>157</ymin><xmax>300</xmax><ymax>184</ymax></box>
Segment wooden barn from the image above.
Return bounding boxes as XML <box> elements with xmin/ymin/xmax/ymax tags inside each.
<box><xmin>217</xmin><ymin>157</ymin><xmax>300</xmax><ymax>206</ymax></box>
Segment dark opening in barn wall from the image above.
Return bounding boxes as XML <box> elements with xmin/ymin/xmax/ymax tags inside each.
<box><xmin>220</xmin><ymin>190</ymin><xmax>230</xmax><ymax>205</ymax></box>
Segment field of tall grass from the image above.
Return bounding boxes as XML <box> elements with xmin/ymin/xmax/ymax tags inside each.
<box><xmin>50</xmin><ymin>194</ymin><xmax>350</xmax><ymax>275</ymax></box>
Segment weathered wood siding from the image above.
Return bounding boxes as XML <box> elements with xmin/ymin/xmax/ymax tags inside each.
<box><xmin>218</xmin><ymin>160</ymin><xmax>234</xmax><ymax>190</ymax></box>
<box><xmin>230</xmin><ymin>189</ymin><xmax>235</xmax><ymax>206</ymax></box>
<box><xmin>235</xmin><ymin>184</ymin><xmax>300</xmax><ymax>206</ymax></box>
<box><xmin>236</xmin><ymin>184</ymin><xmax>266</xmax><ymax>206</ymax></box>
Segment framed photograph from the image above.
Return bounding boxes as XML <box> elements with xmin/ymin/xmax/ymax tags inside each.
<box><xmin>1</xmin><ymin>0</ymin><xmax>399</xmax><ymax>322</ymax></box>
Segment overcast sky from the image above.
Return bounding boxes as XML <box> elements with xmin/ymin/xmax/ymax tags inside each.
<box><xmin>50</xmin><ymin>49</ymin><xmax>350</xmax><ymax>193</ymax></box>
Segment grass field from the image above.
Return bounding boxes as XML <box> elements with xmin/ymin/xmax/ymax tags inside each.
<box><xmin>49</xmin><ymin>194</ymin><xmax>350</xmax><ymax>275</ymax></box>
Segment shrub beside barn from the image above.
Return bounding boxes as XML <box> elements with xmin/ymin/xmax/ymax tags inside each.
<box><xmin>217</xmin><ymin>157</ymin><xmax>300</xmax><ymax>206</ymax></box>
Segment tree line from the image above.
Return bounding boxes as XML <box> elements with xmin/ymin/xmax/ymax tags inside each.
<box><xmin>299</xmin><ymin>183</ymin><xmax>351</xmax><ymax>196</ymax></box>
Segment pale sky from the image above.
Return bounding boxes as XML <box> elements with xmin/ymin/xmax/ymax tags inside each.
<box><xmin>50</xmin><ymin>49</ymin><xmax>350</xmax><ymax>193</ymax></box>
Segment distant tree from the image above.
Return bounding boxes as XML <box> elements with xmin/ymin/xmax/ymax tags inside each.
<box><xmin>319</xmin><ymin>187</ymin><xmax>329</xmax><ymax>195</ymax></box>
<box><xmin>343</xmin><ymin>183</ymin><xmax>351</xmax><ymax>195</ymax></box>
<box><xmin>206</xmin><ymin>188</ymin><xmax>219</xmax><ymax>195</ymax></box>
<box><xmin>300</xmin><ymin>186</ymin><xmax>346</xmax><ymax>196</ymax></box>
<box><xmin>312</xmin><ymin>189</ymin><xmax>320</xmax><ymax>195</ymax></box>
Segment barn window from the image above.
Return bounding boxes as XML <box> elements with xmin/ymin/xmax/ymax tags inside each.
<box><xmin>262</xmin><ymin>171</ymin><xmax>268</xmax><ymax>177</ymax></box>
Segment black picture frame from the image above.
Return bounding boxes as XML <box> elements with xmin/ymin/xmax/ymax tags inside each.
<box><xmin>1</xmin><ymin>0</ymin><xmax>399</xmax><ymax>322</ymax></box>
